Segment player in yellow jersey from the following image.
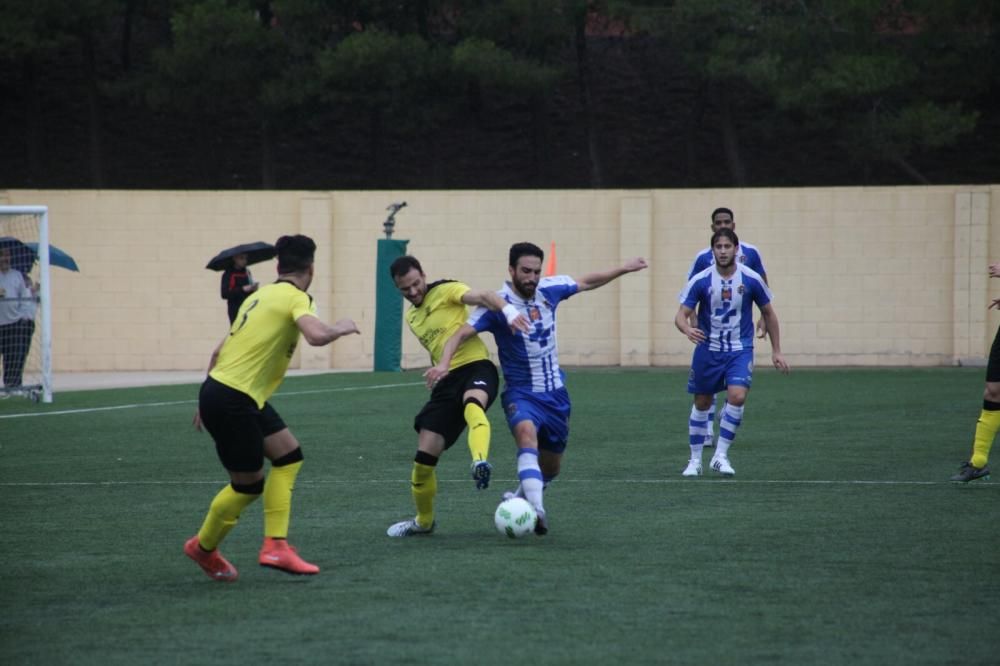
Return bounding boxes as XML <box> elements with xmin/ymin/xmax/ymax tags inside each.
<box><xmin>952</xmin><ymin>260</ymin><xmax>1000</xmax><ymax>482</ymax></box>
<box><xmin>386</xmin><ymin>255</ymin><xmax>530</xmax><ymax>537</ymax></box>
<box><xmin>184</xmin><ymin>235</ymin><xmax>359</xmax><ymax>581</ymax></box>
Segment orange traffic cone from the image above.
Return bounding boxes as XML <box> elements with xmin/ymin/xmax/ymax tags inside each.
<box><xmin>545</xmin><ymin>241</ymin><xmax>557</xmax><ymax>276</ymax></box>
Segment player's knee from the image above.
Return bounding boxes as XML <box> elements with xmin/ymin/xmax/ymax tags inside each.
<box><xmin>726</xmin><ymin>390</ymin><xmax>748</xmax><ymax>407</ymax></box>
<box><xmin>271</xmin><ymin>447</ymin><xmax>303</xmax><ymax>467</ymax></box>
<box><xmin>231</xmin><ymin>478</ymin><xmax>265</xmax><ymax>495</ymax></box>
<box><xmin>463</xmin><ymin>399</ymin><xmax>488</xmax><ymax>428</ymax></box>
<box><xmin>414</xmin><ymin>450</ymin><xmax>439</xmax><ymax>466</ymax></box>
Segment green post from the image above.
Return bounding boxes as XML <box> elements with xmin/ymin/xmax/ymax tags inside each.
<box><xmin>374</xmin><ymin>238</ymin><xmax>409</xmax><ymax>371</ymax></box>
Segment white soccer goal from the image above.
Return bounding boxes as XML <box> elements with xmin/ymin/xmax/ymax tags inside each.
<box><xmin>0</xmin><ymin>205</ymin><xmax>52</xmax><ymax>403</ymax></box>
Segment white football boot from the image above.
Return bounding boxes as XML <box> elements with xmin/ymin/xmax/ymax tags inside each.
<box><xmin>682</xmin><ymin>459</ymin><xmax>703</xmax><ymax>477</ymax></box>
<box><xmin>386</xmin><ymin>518</ymin><xmax>435</xmax><ymax>537</ymax></box>
<box><xmin>709</xmin><ymin>454</ymin><xmax>735</xmax><ymax>477</ymax></box>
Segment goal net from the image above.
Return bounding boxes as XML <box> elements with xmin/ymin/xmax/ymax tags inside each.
<box><xmin>0</xmin><ymin>206</ymin><xmax>52</xmax><ymax>403</ymax></box>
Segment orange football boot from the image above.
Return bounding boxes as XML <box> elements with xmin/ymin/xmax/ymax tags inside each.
<box><xmin>258</xmin><ymin>537</ymin><xmax>319</xmax><ymax>575</ymax></box>
<box><xmin>184</xmin><ymin>535</ymin><xmax>238</xmax><ymax>582</ymax></box>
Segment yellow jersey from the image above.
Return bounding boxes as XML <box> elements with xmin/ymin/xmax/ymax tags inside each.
<box><xmin>210</xmin><ymin>281</ymin><xmax>316</xmax><ymax>408</ymax></box>
<box><xmin>405</xmin><ymin>280</ymin><xmax>489</xmax><ymax>369</ymax></box>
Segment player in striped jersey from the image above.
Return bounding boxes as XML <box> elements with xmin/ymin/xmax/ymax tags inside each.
<box><xmin>676</xmin><ymin>228</ymin><xmax>789</xmax><ymax>478</ymax></box>
<box><xmin>385</xmin><ymin>256</ymin><xmax>530</xmax><ymax>537</ymax></box>
<box><xmin>687</xmin><ymin>207</ymin><xmax>769</xmax><ymax>449</ymax></box>
<box><xmin>428</xmin><ymin>242</ymin><xmax>648</xmax><ymax>534</ymax></box>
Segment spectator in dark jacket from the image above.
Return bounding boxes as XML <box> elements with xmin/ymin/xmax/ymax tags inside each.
<box><xmin>220</xmin><ymin>253</ymin><xmax>258</xmax><ymax>324</ymax></box>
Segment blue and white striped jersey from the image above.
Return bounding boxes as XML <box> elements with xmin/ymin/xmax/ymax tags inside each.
<box><xmin>688</xmin><ymin>241</ymin><xmax>767</xmax><ymax>281</ymax></box>
<box><xmin>679</xmin><ymin>264</ymin><xmax>772</xmax><ymax>352</ymax></box>
<box><xmin>468</xmin><ymin>275</ymin><xmax>578</xmax><ymax>393</ymax></box>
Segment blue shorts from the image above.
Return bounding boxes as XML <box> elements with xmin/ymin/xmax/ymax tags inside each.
<box><xmin>687</xmin><ymin>347</ymin><xmax>754</xmax><ymax>395</ymax></box>
<box><xmin>501</xmin><ymin>386</ymin><xmax>571</xmax><ymax>454</ymax></box>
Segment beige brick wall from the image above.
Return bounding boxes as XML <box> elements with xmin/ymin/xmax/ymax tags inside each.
<box><xmin>1</xmin><ymin>185</ymin><xmax>996</xmax><ymax>372</ymax></box>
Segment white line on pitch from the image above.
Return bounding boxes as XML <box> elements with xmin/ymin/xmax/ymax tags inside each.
<box><xmin>0</xmin><ymin>381</ymin><xmax>424</xmax><ymax>420</ymax></box>
<box><xmin>1</xmin><ymin>478</ymin><xmax>994</xmax><ymax>488</ymax></box>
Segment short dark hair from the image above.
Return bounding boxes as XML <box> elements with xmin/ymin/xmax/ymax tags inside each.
<box><xmin>711</xmin><ymin>207</ymin><xmax>734</xmax><ymax>223</ymax></box>
<box><xmin>389</xmin><ymin>255</ymin><xmax>424</xmax><ymax>279</ymax></box>
<box><xmin>275</xmin><ymin>234</ymin><xmax>316</xmax><ymax>273</ymax></box>
<box><xmin>509</xmin><ymin>242</ymin><xmax>544</xmax><ymax>268</ymax></box>
<box><xmin>711</xmin><ymin>228</ymin><xmax>739</xmax><ymax>248</ymax></box>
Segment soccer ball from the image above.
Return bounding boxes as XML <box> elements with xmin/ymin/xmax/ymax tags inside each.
<box><xmin>494</xmin><ymin>497</ymin><xmax>537</xmax><ymax>538</ymax></box>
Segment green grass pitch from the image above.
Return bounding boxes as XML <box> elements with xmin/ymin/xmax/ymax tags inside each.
<box><xmin>1</xmin><ymin>367</ymin><xmax>998</xmax><ymax>665</ymax></box>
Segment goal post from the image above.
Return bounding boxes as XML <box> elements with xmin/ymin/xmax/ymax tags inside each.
<box><xmin>0</xmin><ymin>205</ymin><xmax>52</xmax><ymax>403</ymax></box>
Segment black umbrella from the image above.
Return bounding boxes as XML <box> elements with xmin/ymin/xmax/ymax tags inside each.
<box><xmin>0</xmin><ymin>237</ymin><xmax>36</xmax><ymax>274</ymax></box>
<box><xmin>205</xmin><ymin>241</ymin><xmax>277</xmax><ymax>271</ymax></box>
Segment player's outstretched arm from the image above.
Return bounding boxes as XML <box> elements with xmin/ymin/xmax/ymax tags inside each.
<box><xmin>675</xmin><ymin>304</ymin><xmax>706</xmax><ymax>345</ymax></box>
<box><xmin>990</xmin><ymin>262</ymin><xmax>1000</xmax><ymax>278</ymax></box>
<box><xmin>297</xmin><ymin>315</ymin><xmax>360</xmax><ymax>346</ymax></box>
<box><xmin>575</xmin><ymin>257</ymin><xmax>648</xmax><ymax>292</ymax></box>
<box><xmin>760</xmin><ymin>303</ymin><xmax>789</xmax><ymax>374</ymax></box>
<box><xmin>462</xmin><ymin>289</ymin><xmax>530</xmax><ymax>333</ymax></box>
<box><xmin>424</xmin><ymin>323</ymin><xmax>477</xmax><ymax>389</ymax></box>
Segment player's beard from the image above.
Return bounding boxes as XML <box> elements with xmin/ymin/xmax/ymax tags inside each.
<box><xmin>513</xmin><ymin>277</ymin><xmax>537</xmax><ymax>299</ymax></box>
<box><xmin>407</xmin><ymin>290</ymin><xmax>425</xmax><ymax>306</ymax></box>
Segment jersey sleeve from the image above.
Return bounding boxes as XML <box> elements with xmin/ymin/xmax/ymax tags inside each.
<box><xmin>688</xmin><ymin>251</ymin><xmax>710</xmax><ymax>280</ymax></box>
<box><xmin>678</xmin><ymin>276</ymin><xmax>702</xmax><ymax>309</ymax></box>
<box><xmin>290</xmin><ymin>290</ymin><xmax>317</xmax><ymax>321</ymax></box>
<box><xmin>438</xmin><ymin>281</ymin><xmax>471</xmax><ymax>305</ymax></box>
<box><xmin>748</xmin><ymin>273</ymin><xmax>772</xmax><ymax>307</ymax></box>
<box><xmin>469</xmin><ymin>304</ymin><xmax>501</xmax><ymax>332</ymax></box>
<box><xmin>746</xmin><ymin>247</ymin><xmax>767</xmax><ymax>278</ymax></box>
<box><xmin>539</xmin><ymin>275</ymin><xmax>578</xmax><ymax>304</ymax></box>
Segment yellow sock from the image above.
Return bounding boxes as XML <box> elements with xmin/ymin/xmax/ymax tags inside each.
<box><xmin>411</xmin><ymin>461</ymin><xmax>437</xmax><ymax>529</ymax></box>
<box><xmin>464</xmin><ymin>401</ymin><xmax>490</xmax><ymax>463</ymax></box>
<box><xmin>971</xmin><ymin>408</ymin><xmax>1000</xmax><ymax>468</ymax></box>
<box><xmin>197</xmin><ymin>484</ymin><xmax>260</xmax><ymax>551</ymax></box>
<box><xmin>263</xmin><ymin>460</ymin><xmax>303</xmax><ymax>538</ymax></box>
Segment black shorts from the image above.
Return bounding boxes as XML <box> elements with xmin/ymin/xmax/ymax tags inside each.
<box><xmin>414</xmin><ymin>359</ymin><xmax>499</xmax><ymax>449</ymax></box>
<box><xmin>988</xmin><ymin>326</ymin><xmax>1000</xmax><ymax>383</ymax></box>
<box><xmin>198</xmin><ymin>377</ymin><xmax>287</xmax><ymax>472</ymax></box>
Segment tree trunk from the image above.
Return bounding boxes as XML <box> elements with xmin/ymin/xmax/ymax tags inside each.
<box><xmin>261</xmin><ymin>117</ymin><xmax>276</xmax><ymax>188</ymax></box>
<box><xmin>120</xmin><ymin>0</ymin><xmax>137</xmax><ymax>71</ymax></box>
<box><xmin>22</xmin><ymin>58</ymin><xmax>43</xmax><ymax>185</ymax></box>
<box><xmin>686</xmin><ymin>84</ymin><xmax>708</xmax><ymax>187</ymax></box>
<box><xmin>529</xmin><ymin>93</ymin><xmax>549</xmax><ymax>187</ymax></box>
<box><xmin>82</xmin><ymin>31</ymin><xmax>105</xmax><ymax>188</ymax></box>
<box><xmin>575</xmin><ymin>20</ymin><xmax>603</xmax><ymax>188</ymax></box>
<box><xmin>369</xmin><ymin>107</ymin><xmax>383</xmax><ymax>186</ymax></box>
<box><xmin>889</xmin><ymin>152</ymin><xmax>931</xmax><ymax>184</ymax></box>
<box><xmin>713</xmin><ymin>83</ymin><xmax>746</xmax><ymax>186</ymax></box>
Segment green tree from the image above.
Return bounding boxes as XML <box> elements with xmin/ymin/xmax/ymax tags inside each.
<box><xmin>0</xmin><ymin>0</ymin><xmax>124</xmax><ymax>187</ymax></box>
<box><xmin>623</xmin><ymin>0</ymin><xmax>991</xmax><ymax>184</ymax></box>
<box><xmin>316</xmin><ymin>29</ymin><xmax>449</xmax><ymax>186</ymax></box>
<box><xmin>147</xmin><ymin>0</ymin><xmax>320</xmax><ymax>187</ymax></box>
<box><xmin>452</xmin><ymin>1</ymin><xmax>599</xmax><ymax>186</ymax></box>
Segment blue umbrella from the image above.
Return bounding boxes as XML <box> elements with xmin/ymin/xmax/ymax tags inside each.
<box><xmin>25</xmin><ymin>242</ymin><xmax>80</xmax><ymax>272</ymax></box>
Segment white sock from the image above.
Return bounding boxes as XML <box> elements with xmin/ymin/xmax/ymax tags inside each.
<box><xmin>705</xmin><ymin>396</ymin><xmax>716</xmax><ymax>444</ymax></box>
<box><xmin>516</xmin><ymin>448</ymin><xmax>544</xmax><ymax>512</ymax></box>
<box><xmin>715</xmin><ymin>403</ymin><xmax>744</xmax><ymax>457</ymax></box>
<box><xmin>689</xmin><ymin>405</ymin><xmax>710</xmax><ymax>460</ymax></box>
